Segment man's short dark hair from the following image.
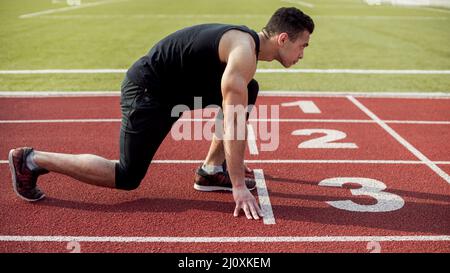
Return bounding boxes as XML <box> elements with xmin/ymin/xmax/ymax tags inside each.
<box><xmin>263</xmin><ymin>7</ymin><xmax>315</xmax><ymax>41</ymax></box>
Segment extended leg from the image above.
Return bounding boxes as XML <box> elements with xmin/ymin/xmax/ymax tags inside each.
<box><xmin>34</xmin><ymin>151</ymin><xmax>115</xmax><ymax>187</ymax></box>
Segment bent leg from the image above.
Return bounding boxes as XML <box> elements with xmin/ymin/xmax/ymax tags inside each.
<box><xmin>115</xmin><ymin>113</ymin><xmax>177</xmax><ymax>190</ymax></box>
<box><xmin>115</xmin><ymin>78</ymin><xmax>179</xmax><ymax>190</ymax></box>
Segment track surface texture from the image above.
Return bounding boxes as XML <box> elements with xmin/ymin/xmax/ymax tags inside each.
<box><xmin>0</xmin><ymin>93</ymin><xmax>449</xmax><ymax>253</ymax></box>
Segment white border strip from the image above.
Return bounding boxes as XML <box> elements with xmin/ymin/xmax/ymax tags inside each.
<box><xmin>1</xmin><ymin>91</ymin><xmax>449</xmax><ymax>98</ymax></box>
<box><xmin>2</xmin><ymin>69</ymin><xmax>450</xmax><ymax>75</ymax></box>
<box><xmin>348</xmin><ymin>96</ymin><xmax>450</xmax><ymax>184</ymax></box>
<box><xmin>254</xmin><ymin>169</ymin><xmax>275</xmax><ymax>225</ymax></box>
<box><xmin>0</xmin><ymin>235</ymin><xmax>448</xmax><ymax>243</ymax></box>
<box><xmin>2</xmin><ymin>160</ymin><xmax>450</xmax><ymax>165</ymax></box>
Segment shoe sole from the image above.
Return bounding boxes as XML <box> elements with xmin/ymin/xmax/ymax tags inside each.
<box><xmin>194</xmin><ymin>184</ymin><xmax>233</xmax><ymax>192</ymax></box>
<box><xmin>8</xmin><ymin>149</ymin><xmax>45</xmax><ymax>202</ymax></box>
<box><xmin>193</xmin><ymin>184</ymin><xmax>256</xmax><ymax>192</ymax></box>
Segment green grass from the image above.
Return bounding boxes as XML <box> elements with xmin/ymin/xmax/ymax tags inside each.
<box><xmin>1</xmin><ymin>0</ymin><xmax>449</xmax><ymax>92</ymax></box>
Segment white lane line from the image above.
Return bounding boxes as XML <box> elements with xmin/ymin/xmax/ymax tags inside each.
<box><xmin>281</xmin><ymin>100</ymin><xmax>321</xmax><ymax>114</ymax></box>
<box><xmin>1</xmin><ymin>91</ymin><xmax>450</xmax><ymax>98</ymax></box>
<box><xmin>0</xmin><ymin>91</ymin><xmax>122</xmax><ymax>97</ymax></box>
<box><xmin>348</xmin><ymin>96</ymin><xmax>450</xmax><ymax>184</ymax></box>
<box><xmin>0</xmin><ymin>235</ymin><xmax>449</xmax><ymax>243</ymax></box>
<box><xmin>2</xmin><ymin>69</ymin><xmax>450</xmax><ymax>75</ymax></box>
<box><xmin>0</xmin><ymin>119</ymin><xmax>121</xmax><ymax>123</ymax></box>
<box><xmin>257</xmin><ymin>119</ymin><xmax>450</xmax><ymax>125</ymax></box>
<box><xmin>38</xmin><ymin>14</ymin><xmax>268</xmax><ymax>19</ymax></box>
<box><xmin>0</xmin><ymin>69</ymin><xmax>126</xmax><ymax>74</ymax></box>
<box><xmin>387</xmin><ymin>120</ymin><xmax>450</xmax><ymax>125</ymax></box>
<box><xmin>247</xmin><ymin>124</ymin><xmax>259</xmax><ymax>155</ymax></box>
<box><xmin>255</xmin><ymin>119</ymin><xmax>372</xmax><ymax>123</ymax></box>
<box><xmin>259</xmin><ymin>91</ymin><xmax>450</xmax><ymax>99</ymax></box>
<box><xmin>254</xmin><ymin>169</ymin><xmax>275</xmax><ymax>225</ymax></box>
<box><xmin>281</xmin><ymin>0</ymin><xmax>315</xmax><ymax>8</ymax></box>
<box><xmin>257</xmin><ymin>69</ymin><xmax>450</xmax><ymax>74</ymax></box>
<box><xmin>18</xmin><ymin>14</ymin><xmax>450</xmax><ymax>20</ymax></box>
<box><xmin>422</xmin><ymin>7</ymin><xmax>450</xmax><ymax>14</ymax></box>
<box><xmin>2</xmin><ymin>118</ymin><xmax>450</xmax><ymax>125</ymax></box>
<box><xmin>2</xmin><ymin>160</ymin><xmax>450</xmax><ymax>165</ymax></box>
<box><xmin>315</xmin><ymin>15</ymin><xmax>449</xmax><ymax>20</ymax></box>
<box><xmin>19</xmin><ymin>0</ymin><xmax>125</xmax><ymax>19</ymax></box>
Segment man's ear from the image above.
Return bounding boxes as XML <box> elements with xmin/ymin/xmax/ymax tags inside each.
<box><xmin>277</xmin><ymin>32</ymin><xmax>289</xmax><ymax>47</ymax></box>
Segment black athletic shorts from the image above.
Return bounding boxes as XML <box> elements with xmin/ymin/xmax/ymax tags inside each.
<box><xmin>115</xmin><ymin>76</ymin><xmax>259</xmax><ymax>190</ymax></box>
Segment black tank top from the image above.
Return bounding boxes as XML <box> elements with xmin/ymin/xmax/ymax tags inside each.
<box><xmin>126</xmin><ymin>24</ymin><xmax>260</xmax><ymax>104</ymax></box>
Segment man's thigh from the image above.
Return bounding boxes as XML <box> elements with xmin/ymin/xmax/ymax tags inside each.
<box><xmin>117</xmin><ymin>78</ymin><xmax>179</xmax><ymax>186</ymax></box>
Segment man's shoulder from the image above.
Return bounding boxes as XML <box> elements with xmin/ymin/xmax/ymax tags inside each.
<box><xmin>219</xmin><ymin>28</ymin><xmax>257</xmax><ymax>76</ymax></box>
<box><xmin>220</xmin><ymin>29</ymin><xmax>256</xmax><ymax>53</ymax></box>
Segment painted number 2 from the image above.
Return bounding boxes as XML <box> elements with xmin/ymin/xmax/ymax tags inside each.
<box><xmin>292</xmin><ymin>129</ymin><xmax>358</xmax><ymax>149</ymax></box>
<box><xmin>319</xmin><ymin>177</ymin><xmax>405</xmax><ymax>212</ymax></box>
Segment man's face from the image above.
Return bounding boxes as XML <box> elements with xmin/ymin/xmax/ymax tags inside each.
<box><xmin>277</xmin><ymin>30</ymin><xmax>310</xmax><ymax>68</ymax></box>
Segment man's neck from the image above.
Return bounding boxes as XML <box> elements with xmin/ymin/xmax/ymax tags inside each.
<box><xmin>257</xmin><ymin>32</ymin><xmax>277</xmax><ymax>62</ymax></box>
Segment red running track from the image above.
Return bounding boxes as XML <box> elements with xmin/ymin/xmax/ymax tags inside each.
<box><xmin>0</xmin><ymin>94</ymin><xmax>449</xmax><ymax>253</ymax></box>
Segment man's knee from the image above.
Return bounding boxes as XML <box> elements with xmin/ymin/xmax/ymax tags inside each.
<box><xmin>247</xmin><ymin>79</ymin><xmax>259</xmax><ymax>106</ymax></box>
<box><xmin>114</xmin><ymin>163</ymin><xmax>145</xmax><ymax>191</ymax></box>
<box><xmin>246</xmin><ymin>79</ymin><xmax>259</xmax><ymax>120</ymax></box>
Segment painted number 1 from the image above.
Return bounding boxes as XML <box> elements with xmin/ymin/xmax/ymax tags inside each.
<box><xmin>319</xmin><ymin>177</ymin><xmax>405</xmax><ymax>212</ymax></box>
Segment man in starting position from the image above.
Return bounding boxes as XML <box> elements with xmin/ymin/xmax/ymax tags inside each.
<box><xmin>9</xmin><ymin>7</ymin><xmax>314</xmax><ymax>220</ymax></box>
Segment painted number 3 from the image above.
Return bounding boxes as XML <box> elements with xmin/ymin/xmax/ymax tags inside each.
<box><xmin>319</xmin><ymin>177</ymin><xmax>405</xmax><ymax>212</ymax></box>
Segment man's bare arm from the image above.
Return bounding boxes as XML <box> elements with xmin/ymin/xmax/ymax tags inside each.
<box><xmin>220</xmin><ymin>33</ymin><xmax>263</xmax><ymax>220</ymax></box>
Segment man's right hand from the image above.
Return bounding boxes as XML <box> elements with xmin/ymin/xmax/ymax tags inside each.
<box><xmin>232</xmin><ymin>185</ymin><xmax>264</xmax><ymax>220</ymax></box>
